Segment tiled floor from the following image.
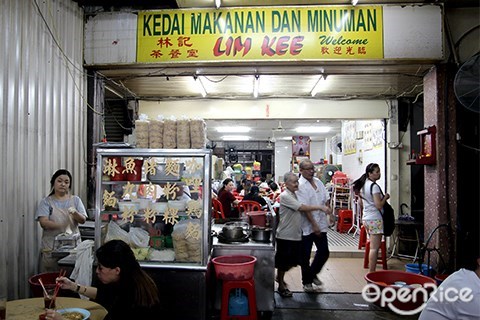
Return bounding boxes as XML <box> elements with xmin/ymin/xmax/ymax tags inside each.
<box><xmin>275</xmin><ymin>227</ymin><xmax>414</xmax><ymax>293</ymax></box>
<box><xmin>270</xmin><ymin>232</ymin><xmax>419</xmax><ymax>320</ymax></box>
<box><xmin>277</xmin><ymin>257</ymin><xmax>409</xmax><ymax>293</ymax></box>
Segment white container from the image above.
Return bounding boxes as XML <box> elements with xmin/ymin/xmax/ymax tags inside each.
<box><xmin>151</xmin><ymin>202</ymin><xmax>168</xmax><ymax>213</ymax></box>
<box><xmin>137</xmin><ymin>198</ymin><xmax>152</xmax><ymax>210</ymax></box>
<box><xmin>118</xmin><ymin>201</ymin><xmax>140</xmax><ymax>212</ymax></box>
<box><xmin>168</xmin><ymin>200</ymin><xmax>187</xmax><ymax>211</ymax></box>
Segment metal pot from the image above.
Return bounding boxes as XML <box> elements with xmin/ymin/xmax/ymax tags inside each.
<box><xmin>222</xmin><ymin>221</ymin><xmax>249</xmax><ymax>240</ymax></box>
<box><xmin>251</xmin><ymin>227</ymin><xmax>271</xmax><ymax>242</ymax></box>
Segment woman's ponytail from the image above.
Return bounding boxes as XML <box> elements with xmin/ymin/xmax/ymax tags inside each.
<box><xmin>352</xmin><ymin>163</ymin><xmax>379</xmax><ymax>194</ymax></box>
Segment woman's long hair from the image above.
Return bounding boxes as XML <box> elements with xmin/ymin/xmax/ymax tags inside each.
<box><xmin>96</xmin><ymin>240</ymin><xmax>159</xmax><ymax>307</ymax></box>
<box><xmin>48</xmin><ymin>169</ymin><xmax>73</xmax><ymax>196</ymax></box>
<box><xmin>218</xmin><ymin>178</ymin><xmax>233</xmax><ymax>194</ymax></box>
<box><xmin>249</xmin><ymin>185</ymin><xmax>260</xmax><ymax>195</ymax></box>
<box><xmin>352</xmin><ymin>163</ymin><xmax>379</xmax><ymax>195</ymax></box>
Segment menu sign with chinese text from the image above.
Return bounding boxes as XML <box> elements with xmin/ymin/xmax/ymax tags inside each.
<box><xmin>137</xmin><ymin>6</ymin><xmax>383</xmax><ymax>63</ymax></box>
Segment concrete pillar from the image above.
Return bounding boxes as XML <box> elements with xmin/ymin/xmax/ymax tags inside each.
<box><xmin>422</xmin><ymin>65</ymin><xmax>457</xmax><ymax>272</ymax></box>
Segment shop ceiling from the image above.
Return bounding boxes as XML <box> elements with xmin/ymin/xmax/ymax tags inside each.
<box><xmin>80</xmin><ymin>0</ymin><xmax>474</xmax><ymax>141</ymax></box>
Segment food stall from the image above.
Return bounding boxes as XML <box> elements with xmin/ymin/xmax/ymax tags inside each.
<box><xmin>93</xmin><ymin>148</ymin><xmax>212</xmax><ymax>320</ymax></box>
<box><xmin>210</xmin><ymin>219</ymin><xmax>275</xmax><ymax>317</ymax></box>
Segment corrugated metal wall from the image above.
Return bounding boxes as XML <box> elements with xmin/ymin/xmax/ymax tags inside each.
<box><xmin>0</xmin><ymin>0</ymin><xmax>86</xmax><ymax>299</ymax></box>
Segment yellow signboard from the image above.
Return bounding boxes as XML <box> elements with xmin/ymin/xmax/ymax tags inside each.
<box><xmin>137</xmin><ymin>6</ymin><xmax>383</xmax><ymax>63</ymax></box>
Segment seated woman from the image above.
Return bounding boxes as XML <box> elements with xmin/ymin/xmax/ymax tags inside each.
<box><xmin>239</xmin><ymin>179</ymin><xmax>252</xmax><ymax>197</ymax></box>
<box><xmin>217</xmin><ymin>178</ymin><xmax>240</xmax><ymax>218</ymax></box>
<box><xmin>243</xmin><ymin>185</ymin><xmax>267</xmax><ymax>207</ymax></box>
<box><xmin>46</xmin><ymin>240</ymin><xmax>160</xmax><ymax>320</ymax></box>
<box><xmin>268</xmin><ymin>181</ymin><xmax>281</xmax><ymax>201</ymax></box>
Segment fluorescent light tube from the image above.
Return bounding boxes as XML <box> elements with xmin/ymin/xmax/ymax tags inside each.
<box><xmin>253</xmin><ymin>75</ymin><xmax>259</xmax><ymax>98</ymax></box>
<box><xmin>222</xmin><ymin>135</ymin><xmax>251</xmax><ymax>141</ymax></box>
<box><xmin>295</xmin><ymin>126</ymin><xmax>331</xmax><ymax>133</ymax></box>
<box><xmin>311</xmin><ymin>75</ymin><xmax>326</xmax><ymax>97</ymax></box>
<box><xmin>216</xmin><ymin>126</ymin><xmax>251</xmax><ymax>133</ymax></box>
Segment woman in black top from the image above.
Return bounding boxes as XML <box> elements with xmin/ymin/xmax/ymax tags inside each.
<box><xmin>243</xmin><ymin>185</ymin><xmax>267</xmax><ymax>207</ymax></box>
<box><xmin>46</xmin><ymin>240</ymin><xmax>160</xmax><ymax>320</ymax></box>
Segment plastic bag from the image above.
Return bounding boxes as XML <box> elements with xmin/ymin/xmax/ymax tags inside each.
<box><xmin>129</xmin><ymin>227</ymin><xmax>150</xmax><ymax>248</ymax></box>
<box><xmin>172</xmin><ymin>219</ymin><xmax>201</xmax><ymax>262</ymax></box>
<box><xmin>105</xmin><ymin>221</ymin><xmax>129</xmax><ymax>244</ymax></box>
<box><xmin>70</xmin><ymin>240</ymin><xmax>94</xmax><ymax>299</ymax></box>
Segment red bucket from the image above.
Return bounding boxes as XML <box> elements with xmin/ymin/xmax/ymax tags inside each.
<box><xmin>211</xmin><ymin>255</ymin><xmax>256</xmax><ymax>281</ymax></box>
<box><xmin>247</xmin><ymin>211</ymin><xmax>267</xmax><ymax>227</ymax></box>
<box><xmin>29</xmin><ymin>272</ymin><xmax>59</xmax><ymax>297</ymax></box>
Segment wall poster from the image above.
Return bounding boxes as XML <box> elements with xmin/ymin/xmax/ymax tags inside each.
<box><xmin>342</xmin><ymin>121</ymin><xmax>356</xmax><ymax>155</ymax></box>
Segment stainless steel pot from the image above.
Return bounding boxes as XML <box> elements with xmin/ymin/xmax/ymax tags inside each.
<box><xmin>221</xmin><ymin>221</ymin><xmax>250</xmax><ymax>240</ymax></box>
<box><xmin>251</xmin><ymin>227</ymin><xmax>271</xmax><ymax>242</ymax></box>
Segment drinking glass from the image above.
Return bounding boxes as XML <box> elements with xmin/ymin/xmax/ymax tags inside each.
<box><xmin>43</xmin><ymin>288</ymin><xmax>56</xmax><ymax>309</ymax></box>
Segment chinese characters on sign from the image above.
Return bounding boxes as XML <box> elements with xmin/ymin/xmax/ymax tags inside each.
<box><xmin>102</xmin><ymin>156</ymin><xmax>205</xmax><ymax>225</ymax></box>
<box><xmin>137</xmin><ymin>6</ymin><xmax>383</xmax><ymax>62</ymax></box>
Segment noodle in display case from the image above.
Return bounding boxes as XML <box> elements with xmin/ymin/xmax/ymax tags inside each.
<box><xmin>95</xmin><ymin>149</ymin><xmax>212</xmax><ymax>268</ymax></box>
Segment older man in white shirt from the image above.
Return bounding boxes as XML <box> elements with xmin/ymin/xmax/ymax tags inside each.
<box><xmin>297</xmin><ymin>159</ymin><xmax>333</xmax><ymax>293</ymax></box>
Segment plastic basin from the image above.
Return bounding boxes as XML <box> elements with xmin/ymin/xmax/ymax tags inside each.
<box><xmin>29</xmin><ymin>272</ymin><xmax>59</xmax><ymax>297</ymax></box>
<box><xmin>212</xmin><ymin>255</ymin><xmax>257</xmax><ymax>281</ymax></box>
<box><xmin>434</xmin><ymin>273</ymin><xmax>449</xmax><ymax>285</ymax></box>
<box><xmin>405</xmin><ymin>263</ymin><xmax>433</xmax><ymax>275</ymax></box>
<box><xmin>364</xmin><ymin>270</ymin><xmax>436</xmax><ymax>312</ymax></box>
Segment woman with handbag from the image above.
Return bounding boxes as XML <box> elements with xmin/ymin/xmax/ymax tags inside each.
<box><xmin>353</xmin><ymin>163</ymin><xmax>390</xmax><ymax>272</ymax></box>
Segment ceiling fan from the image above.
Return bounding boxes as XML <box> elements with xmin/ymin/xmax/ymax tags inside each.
<box><xmin>268</xmin><ymin>129</ymin><xmax>277</xmax><ymax>143</ymax></box>
<box><xmin>272</xmin><ymin>120</ymin><xmax>285</xmax><ymax>132</ymax></box>
<box><xmin>269</xmin><ymin>120</ymin><xmax>286</xmax><ymax>141</ymax></box>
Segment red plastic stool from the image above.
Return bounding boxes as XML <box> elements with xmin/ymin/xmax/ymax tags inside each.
<box><xmin>358</xmin><ymin>225</ymin><xmax>367</xmax><ymax>249</ymax></box>
<box><xmin>336</xmin><ymin>209</ymin><xmax>353</xmax><ymax>233</ymax></box>
<box><xmin>363</xmin><ymin>239</ymin><xmax>388</xmax><ymax>270</ymax></box>
<box><xmin>221</xmin><ymin>279</ymin><xmax>257</xmax><ymax>320</ymax></box>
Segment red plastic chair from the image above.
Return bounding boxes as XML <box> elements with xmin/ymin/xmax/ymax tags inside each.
<box><xmin>237</xmin><ymin>200</ymin><xmax>262</xmax><ymax>215</ymax></box>
<box><xmin>212</xmin><ymin>198</ymin><xmax>226</xmax><ymax>219</ymax></box>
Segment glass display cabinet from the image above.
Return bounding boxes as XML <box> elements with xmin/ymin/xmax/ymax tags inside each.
<box><xmin>94</xmin><ymin>148</ymin><xmax>212</xmax><ymax>269</ymax></box>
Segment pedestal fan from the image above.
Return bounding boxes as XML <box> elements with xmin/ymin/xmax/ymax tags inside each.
<box><xmin>454</xmin><ymin>53</ymin><xmax>479</xmax><ymax>113</ymax></box>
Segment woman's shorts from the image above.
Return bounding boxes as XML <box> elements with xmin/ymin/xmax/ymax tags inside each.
<box><xmin>275</xmin><ymin>238</ymin><xmax>302</xmax><ymax>271</ymax></box>
<box><xmin>363</xmin><ymin>219</ymin><xmax>384</xmax><ymax>235</ymax></box>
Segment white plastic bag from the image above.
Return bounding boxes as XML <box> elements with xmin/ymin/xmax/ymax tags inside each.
<box><xmin>129</xmin><ymin>227</ymin><xmax>150</xmax><ymax>248</ymax></box>
<box><xmin>105</xmin><ymin>221</ymin><xmax>129</xmax><ymax>244</ymax></box>
<box><xmin>70</xmin><ymin>240</ymin><xmax>94</xmax><ymax>299</ymax></box>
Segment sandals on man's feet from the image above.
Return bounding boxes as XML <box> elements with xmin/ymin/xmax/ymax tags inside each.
<box><xmin>275</xmin><ymin>277</ymin><xmax>288</xmax><ymax>289</ymax></box>
<box><xmin>278</xmin><ymin>288</ymin><xmax>293</xmax><ymax>298</ymax></box>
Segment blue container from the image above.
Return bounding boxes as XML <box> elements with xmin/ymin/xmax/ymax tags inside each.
<box><xmin>228</xmin><ymin>288</ymin><xmax>249</xmax><ymax>316</ymax></box>
<box><xmin>405</xmin><ymin>263</ymin><xmax>433</xmax><ymax>275</ymax></box>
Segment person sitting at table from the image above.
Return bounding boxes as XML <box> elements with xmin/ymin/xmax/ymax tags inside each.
<box><xmin>45</xmin><ymin>239</ymin><xmax>160</xmax><ymax>320</ymax></box>
<box><xmin>419</xmin><ymin>237</ymin><xmax>480</xmax><ymax>320</ymax></box>
<box><xmin>217</xmin><ymin>178</ymin><xmax>240</xmax><ymax>218</ymax></box>
<box><xmin>238</xmin><ymin>179</ymin><xmax>252</xmax><ymax>197</ymax></box>
<box><xmin>243</xmin><ymin>185</ymin><xmax>267</xmax><ymax>207</ymax></box>
<box><xmin>258</xmin><ymin>177</ymin><xmax>270</xmax><ymax>193</ymax></box>
<box><xmin>268</xmin><ymin>181</ymin><xmax>281</xmax><ymax>201</ymax></box>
